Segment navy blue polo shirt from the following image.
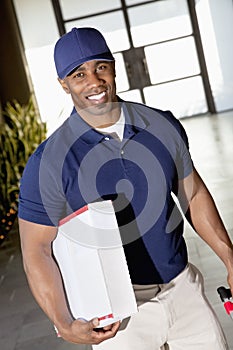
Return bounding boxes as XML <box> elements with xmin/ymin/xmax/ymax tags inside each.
<box><xmin>19</xmin><ymin>100</ymin><xmax>193</xmax><ymax>284</ymax></box>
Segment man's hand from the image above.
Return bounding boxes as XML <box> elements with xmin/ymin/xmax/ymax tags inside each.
<box><xmin>60</xmin><ymin>318</ymin><xmax>121</xmax><ymax>345</ymax></box>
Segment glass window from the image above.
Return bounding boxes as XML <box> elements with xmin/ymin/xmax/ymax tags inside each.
<box><xmin>128</xmin><ymin>0</ymin><xmax>192</xmax><ymax>47</ymax></box>
<box><xmin>145</xmin><ymin>37</ymin><xmax>200</xmax><ymax>84</ymax></box>
<box><xmin>118</xmin><ymin>90</ymin><xmax>142</xmax><ymax>103</ymax></box>
<box><xmin>143</xmin><ymin>76</ymin><xmax>208</xmax><ymax>118</ymax></box>
<box><xmin>126</xmin><ymin>0</ymin><xmax>149</xmax><ymax>5</ymax></box>
<box><xmin>59</xmin><ymin>0</ymin><xmax>121</xmax><ymax>19</ymax></box>
<box><xmin>65</xmin><ymin>11</ymin><xmax>130</xmax><ymax>52</ymax></box>
<box><xmin>13</xmin><ymin>0</ymin><xmax>59</xmax><ymax>48</ymax></box>
<box><xmin>196</xmin><ymin>0</ymin><xmax>233</xmax><ymax>112</ymax></box>
<box><xmin>25</xmin><ymin>45</ymin><xmax>73</xmax><ymax>135</ymax></box>
<box><xmin>114</xmin><ymin>53</ymin><xmax>129</xmax><ymax>93</ymax></box>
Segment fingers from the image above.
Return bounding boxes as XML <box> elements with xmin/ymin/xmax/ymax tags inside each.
<box><xmin>90</xmin><ymin>320</ymin><xmax>121</xmax><ymax>344</ymax></box>
<box><xmin>91</xmin><ymin>317</ymin><xmax>100</xmax><ymax>328</ymax></box>
<box><xmin>64</xmin><ymin>318</ymin><xmax>120</xmax><ymax>345</ymax></box>
<box><xmin>102</xmin><ymin>325</ymin><xmax>112</xmax><ymax>331</ymax></box>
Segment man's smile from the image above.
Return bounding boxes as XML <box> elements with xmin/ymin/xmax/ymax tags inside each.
<box><xmin>87</xmin><ymin>91</ymin><xmax>106</xmax><ymax>101</ymax></box>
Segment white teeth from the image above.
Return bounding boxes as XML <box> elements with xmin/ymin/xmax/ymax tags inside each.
<box><xmin>88</xmin><ymin>91</ymin><xmax>105</xmax><ymax>100</ymax></box>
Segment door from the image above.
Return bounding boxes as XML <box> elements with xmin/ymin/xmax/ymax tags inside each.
<box><xmin>52</xmin><ymin>0</ymin><xmax>210</xmax><ymax>118</ymax></box>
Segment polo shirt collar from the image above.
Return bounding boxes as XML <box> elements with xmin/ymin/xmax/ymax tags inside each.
<box><xmin>68</xmin><ymin>98</ymin><xmax>148</xmax><ymax>145</ymax></box>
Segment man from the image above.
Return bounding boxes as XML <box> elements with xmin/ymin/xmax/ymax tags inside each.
<box><xmin>18</xmin><ymin>27</ymin><xmax>233</xmax><ymax>349</ymax></box>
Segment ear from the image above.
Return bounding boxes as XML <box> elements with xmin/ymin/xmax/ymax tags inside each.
<box><xmin>112</xmin><ymin>61</ymin><xmax>116</xmax><ymax>77</ymax></box>
<box><xmin>58</xmin><ymin>77</ymin><xmax>71</xmax><ymax>94</ymax></box>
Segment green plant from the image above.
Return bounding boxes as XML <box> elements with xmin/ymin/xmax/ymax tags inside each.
<box><xmin>0</xmin><ymin>97</ymin><xmax>47</xmax><ymax>243</ymax></box>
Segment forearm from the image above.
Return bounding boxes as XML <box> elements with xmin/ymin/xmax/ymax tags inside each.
<box><xmin>188</xmin><ymin>189</ymin><xmax>233</xmax><ymax>273</ymax></box>
<box><xmin>19</xmin><ymin>219</ymin><xmax>120</xmax><ymax>344</ymax></box>
<box><xmin>23</xmin><ymin>249</ymin><xmax>73</xmax><ymax>335</ymax></box>
<box><xmin>180</xmin><ymin>169</ymin><xmax>233</xmax><ymax>268</ymax></box>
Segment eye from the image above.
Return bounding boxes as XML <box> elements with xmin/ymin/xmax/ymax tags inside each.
<box><xmin>72</xmin><ymin>71</ymin><xmax>85</xmax><ymax>79</ymax></box>
<box><xmin>97</xmin><ymin>64</ymin><xmax>108</xmax><ymax>71</ymax></box>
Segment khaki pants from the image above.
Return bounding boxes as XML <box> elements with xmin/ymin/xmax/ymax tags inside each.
<box><xmin>93</xmin><ymin>263</ymin><xmax>228</xmax><ymax>350</ymax></box>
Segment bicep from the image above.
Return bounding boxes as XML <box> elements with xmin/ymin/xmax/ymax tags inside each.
<box><xmin>178</xmin><ymin>167</ymin><xmax>209</xmax><ymax>211</ymax></box>
<box><xmin>19</xmin><ymin>218</ymin><xmax>58</xmax><ymax>258</ymax></box>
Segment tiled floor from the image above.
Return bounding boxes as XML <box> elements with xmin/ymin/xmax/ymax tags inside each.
<box><xmin>182</xmin><ymin>111</ymin><xmax>233</xmax><ymax>349</ymax></box>
<box><xmin>0</xmin><ymin>111</ymin><xmax>232</xmax><ymax>350</ymax></box>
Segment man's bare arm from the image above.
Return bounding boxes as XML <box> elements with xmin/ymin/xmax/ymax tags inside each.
<box><xmin>179</xmin><ymin>168</ymin><xmax>233</xmax><ymax>294</ymax></box>
<box><xmin>19</xmin><ymin>218</ymin><xmax>120</xmax><ymax>344</ymax></box>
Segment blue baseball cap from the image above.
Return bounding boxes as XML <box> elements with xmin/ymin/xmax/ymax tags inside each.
<box><xmin>54</xmin><ymin>27</ymin><xmax>114</xmax><ymax>79</ymax></box>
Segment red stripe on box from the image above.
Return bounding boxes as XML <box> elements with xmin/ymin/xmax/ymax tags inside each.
<box><xmin>59</xmin><ymin>205</ymin><xmax>88</xmax><ymax>226</ymax></box>
<box><xmin>98</xmin><ymin>314</ymin><xmax>114</xmax><ymax>321</ymax></box>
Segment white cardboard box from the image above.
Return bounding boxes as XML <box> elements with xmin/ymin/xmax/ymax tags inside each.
<box><xmin>52</xmin><ymin>200</ymin><xmax>138</xmax><ymax>327</ymax></box>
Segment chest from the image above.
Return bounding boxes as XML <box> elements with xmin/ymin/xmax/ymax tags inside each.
<box><xmin>62</xmin><ymin>133</ymin><xmax>178</xmax><ymax>213</ymax></box>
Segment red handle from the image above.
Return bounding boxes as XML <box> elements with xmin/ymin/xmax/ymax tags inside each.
<box><xmin>224</xmin><ymin>301</ymin><xmax>233</xmax><ymax>314</ymax></box>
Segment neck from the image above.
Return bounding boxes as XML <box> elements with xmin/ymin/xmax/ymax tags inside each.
<box><xmin>76</xmin><ymin>102</ymin><xmax>121</xmax><ymax>129</ymax></box>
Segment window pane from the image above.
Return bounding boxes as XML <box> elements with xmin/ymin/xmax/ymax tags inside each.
<box><xmin>65</xmin><ymin>12</ymin><xmax>130</xmax><ymax>52</ymax></box>
<box><xmin>126</xmin><ymin>0</ymin><xmax>150</xmax><ymax>5</ymax></box>
<box><xmin>145</xmin><ymin>37</ymin><xmax>200</xmax><ymax>84</ymax></box>
<box><xmin>197</xmin><ymin>0</ymin><xmax>233</xmax><ymax>112</ymax></box>
<box><xmin>118</xmin><ymin>90</ymin><xmax>142</xmax><ymax>103</ymax></box>
<box><xmin>25</xmin><ymin>46</ymin><xmax>73</xmax><ymax>135</ymax></box>
<box><xmin>114</xmin><ymin>53</ymin><xmax>129</xmax><ymax>92</ymax></box>
<box><xmin>59</xmin><ymin>0</ymin><xmax>121</xmax><ymax>19</ymax></box>
<box><xmin>143</xmin><ymin>77</ymin><xmax>208</xmax><ymax>118</ymax></box>
<box><xmin>13</xmin><ymin>0</ymin><xmax>59</xmax><ymax>48</ymax></box>
<box><xmin>128</xmin><ymin>0</ymin><xmax>192</xmax><ymax>47</ymax></box>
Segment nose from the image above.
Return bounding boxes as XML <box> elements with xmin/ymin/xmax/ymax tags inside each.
<box><xmin>87</xmin><ymin>72</ymin><xmax>104</xmax><ymax>87</ymax></box>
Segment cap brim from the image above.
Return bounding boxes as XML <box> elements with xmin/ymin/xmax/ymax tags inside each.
<box><xmin>59</xmin><ymin>53</ymin><xmax>114</xmax><ymax>79</ymax></box>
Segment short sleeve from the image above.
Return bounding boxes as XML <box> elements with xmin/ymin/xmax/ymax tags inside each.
<box><xmin>18</xmin><ymin>149</ymin><xmax>66</xmax><ymax>226</ymax></box>
<box><xmin>176</xmin><ymin>121</ymin><xmax>193</xmax><ymax>180</ymax></box>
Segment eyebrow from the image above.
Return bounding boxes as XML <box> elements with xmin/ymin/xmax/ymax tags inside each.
<box><xmin>79</xmin><ymin>61</ymin><xmax>111</xmax><ymax>70</ymax></box>
<box><xmin>66</xmin><ymin>65</ymin><xmax>83</xmax><ymax>77</ymax></box>
<box><xmin>75</xmin><ymin>65</ymin><xmax>85</xmax><ymax>72</ymax></box>
<box><xmin>68</xmin><ymin>61</ymin><xmax>111</xmax><ymax>76</ymax></box>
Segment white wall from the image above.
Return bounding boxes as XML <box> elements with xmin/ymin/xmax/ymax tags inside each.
<box><xmin>13</xmin><ymin>0</ymin><xmax>72</xmax><ymax>135</ymax></box>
